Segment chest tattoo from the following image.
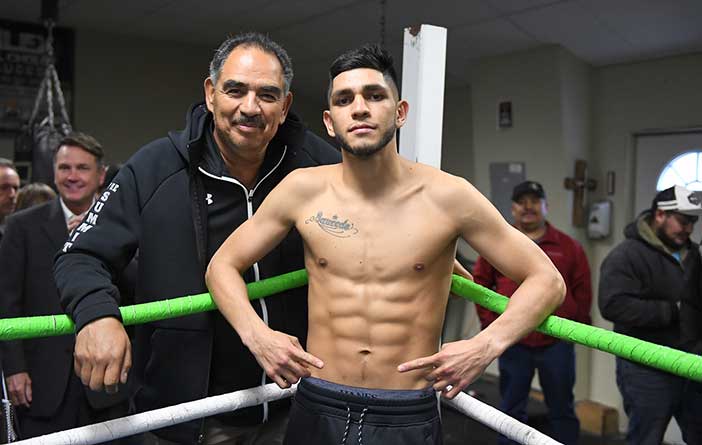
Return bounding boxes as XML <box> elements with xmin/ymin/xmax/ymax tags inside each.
<box><xmin>305</xmin><ymin>211</ymin><xmax>359</xmax><ymax>238</ymax></box>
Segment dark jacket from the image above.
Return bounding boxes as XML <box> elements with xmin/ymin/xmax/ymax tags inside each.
<box><xmin>0</xmin><ymin>199</ymin><xmax>126</xmax><ymax>418</ymax></box>
<box><xmin>682</xmin><ymin>246</ymin><xmax>702</xmax><ymax>355</ymax></box>
<box><xmin>54</xmin><ymin>103</ymin><xmax>340</xmax><ymax>442</ymax></box>
<box><xmin>598</xmin><ymin>211</ymin><xmax>701</xmax><ymax>350</ymax></box>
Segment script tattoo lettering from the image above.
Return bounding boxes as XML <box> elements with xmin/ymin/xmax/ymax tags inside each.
<box><xmin>305</xmin><ymin>211</ymin><xmax>359</xmax><ymax>238</ymax></box>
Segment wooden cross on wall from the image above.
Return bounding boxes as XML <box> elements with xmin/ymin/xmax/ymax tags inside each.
<box><xmin>564</xmin><ymin>159</ymin><xmax>597</xmax><ymax>227</ymax></box>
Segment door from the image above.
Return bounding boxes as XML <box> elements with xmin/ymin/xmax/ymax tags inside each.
<box><xmin>635</xmin><ymin>131</ymin><xmax>702</xmax><ymax>243</ymax></box>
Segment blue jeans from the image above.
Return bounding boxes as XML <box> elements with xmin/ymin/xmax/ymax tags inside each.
<box><xmin>616</xmin><ymin>358</ymin><xmax>694</xmax><ymax>445</ymax></box>
<box><xmin>497</xmin><ymin>341</ymin><xmax>579</xmax><ymax>445</ymax></box>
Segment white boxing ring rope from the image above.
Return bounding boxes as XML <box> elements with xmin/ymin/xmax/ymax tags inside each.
<box><xmin>444</xmin><ymin>390</ymin><xmax>561</xmax><ymax>445</ymax></box>
<box><xmin>13</xmin><ymin>384</ymin><xmax>295</xmax><ymax>445</ymax></box>
<box><xmin>13</xmin><ymin>383</ymin><xmax>562</xmax><ymax>445</ymax></box>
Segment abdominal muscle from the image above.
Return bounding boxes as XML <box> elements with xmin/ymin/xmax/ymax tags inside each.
<box><xmin>305</xmin><ymin>276</ymin><xmax>450</xmax><ymax>390</ymax></box>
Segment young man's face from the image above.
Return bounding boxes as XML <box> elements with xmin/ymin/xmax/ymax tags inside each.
<box><xmin>511</xmin><ymin>193</ymin><xmax>548</xmax><ymax>231</ymax></box>
<box><xmin>653</xmin><ymin>209</ymin><xmax>696</xmax><ymax>250</ymax></box>
<box><xmin>0</xmin><ymin>166</ymin><xmax>19</xmax><ymax>219</ymax></box>
<box><xmin>205</xmin><ymin>46</ymin><xmax>292</xmax><ymax>156</ymax></box>
<box><xmin>54</xmin><ymin>145</ymin><xmax>105</xmax><ymax>212</ymax></box>
<box><xmin>323</xmin><ymin>68</ymin><xmax>407</xmax><ymax>158</ymax></box>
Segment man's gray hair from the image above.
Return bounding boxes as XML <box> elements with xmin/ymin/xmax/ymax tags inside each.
<box><xmin>0</xmin><ymin>158</ymin><xmax>16</xmax><ymax>170</ymax></box>
<box><xmin>209</xmin><ymin>32</ymin><xmax>294</xmax><ymax>94</ymax></box>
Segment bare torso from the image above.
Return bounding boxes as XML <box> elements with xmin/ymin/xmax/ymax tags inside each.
<box><xmin>294</xmin><ymin>162</ymin><xmax>461</xmax><ymax>389</ymax></box>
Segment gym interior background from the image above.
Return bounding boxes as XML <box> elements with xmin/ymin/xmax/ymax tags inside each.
<box><xmin>1</xmin><ymin>0</ymin><xmax>701</xmax><ymax>441</ymax></box>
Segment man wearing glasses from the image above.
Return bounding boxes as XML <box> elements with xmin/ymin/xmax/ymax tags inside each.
<box><xmin>599</xmin><ymin>185</ymin><xmax>702</xmax><ymax>445</ymax></box>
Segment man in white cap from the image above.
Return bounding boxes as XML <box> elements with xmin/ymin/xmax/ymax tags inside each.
<box><xmin>599</xmin><ymin>185</ymin><xmax>702</xmax><ymax>445</ymax></box>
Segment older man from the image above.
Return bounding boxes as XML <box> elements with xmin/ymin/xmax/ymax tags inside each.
<box><xmin>0</xmin><ymin>158</ymin><xmax>20</xmax><ymax>240</ymax></box>
<box><xmin>54</xmin><ymin>33</ymin><xmax>340</xmax><ymax>444</ymax></box>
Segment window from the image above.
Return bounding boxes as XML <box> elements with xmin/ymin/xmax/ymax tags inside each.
<box><xmin>657</xmin><ymin>151</ymin><xmax>702</xmax><ymax>191</ymax></box>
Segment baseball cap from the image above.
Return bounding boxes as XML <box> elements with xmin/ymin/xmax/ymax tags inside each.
<box><xmin>512</xmin><ymin>181</ymin><xmax>545</xmax><ymax>202</ymax></box>
<box><xmin>652</xmin><ymin>185</ymin><xmax>702</xmax><ymax>216</ymax></box>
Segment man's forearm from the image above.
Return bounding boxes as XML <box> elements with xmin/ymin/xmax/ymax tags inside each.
<box><xmin>206</xmin><ymin>264</ymin><xmax>268</xmax><ymax>347</ymax></box>
<box><xmin>55</xmin><ymin>252</ymin><xmax>123</xmax><ymax>331</ymax></box>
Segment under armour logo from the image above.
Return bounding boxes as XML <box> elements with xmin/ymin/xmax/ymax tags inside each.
<box><xmin>206</xmin><ymin>193</ymin><xmax>213</xmax><ymax>205</ymax></box>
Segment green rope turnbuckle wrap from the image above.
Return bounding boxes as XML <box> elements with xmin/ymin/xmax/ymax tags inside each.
<box><xmin>0</xmin><ymin>269</ymin><xmax>700</xmax><ymax>382</ymax></box>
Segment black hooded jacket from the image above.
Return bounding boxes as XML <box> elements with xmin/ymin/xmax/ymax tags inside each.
<box><xmin>54</xmin><ymin>103</ymin><xmax>340</xmax><ymax>442</ymax></box>
<box><xmin>598</xmin><ymin>211</ymin><xmax>701</xmax><ymax>351</ymax></box>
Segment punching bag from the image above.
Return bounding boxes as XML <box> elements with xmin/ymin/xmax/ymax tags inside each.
<box><xmin>14</xmin><ymin>20</ymin><xmax>72</xmax><ymax>185</ymax></box>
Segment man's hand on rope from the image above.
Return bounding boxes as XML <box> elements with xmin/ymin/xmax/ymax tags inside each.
<box><xmin>75</xmin><ymin>317</ymin><xmax>131</xmax><ymax>393</ymax></box>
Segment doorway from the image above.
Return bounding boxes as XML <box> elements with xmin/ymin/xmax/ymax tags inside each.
<box><xmin>634</xmin><ymin>130</ymin><xmax>702</xmax><ymax>243</ymax></box>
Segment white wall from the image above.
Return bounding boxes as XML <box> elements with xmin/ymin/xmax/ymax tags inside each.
<box><xmin>73</xmin><ymin>29</ymin><xmax>211</xmax><ymax>163</ymax></box>
<box><xmin>471</xmin><ymin>46</ymin><xmax>567</xmax><ymax>222</ymax></box>
<box><xmin>557</xmin><ymin>48</ymin><xmax>594</xmax><ymax>398</ymax></box>
<box><xmin>469</xmin><ymin>45</ymin><xmax>595</xmax><ymax>395</ymax></box>
<box><xmin>441</xmin><ymin>85</ymin><xmax>473</xmax><ymax>180</ymax></box>
<box><xmin>558</xmin><ymin>49</ymin><xmax>592</xmax><ymax>238</ymax></box>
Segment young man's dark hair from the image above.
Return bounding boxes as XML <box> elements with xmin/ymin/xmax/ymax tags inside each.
<box><xmin>209</xmin><ymin>32</ymin><xmax>294</xmax><ymax>93</ymax></box>
<box><xmin>327</xmin><ymin>43</ymin><xmax>399</xmax><ymax>101</ymax></box>
<box><xmin>57</xmin><ymin>132</ymin><xmax>105</xmax><ymax>166</ymax></box>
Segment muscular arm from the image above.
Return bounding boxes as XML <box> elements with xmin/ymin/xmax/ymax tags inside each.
<box><xmin>400</xmin><ymin>178</ymin><xmax>564</xmax><ymax>397</ymax></box>
<box><xmin>206</xmin><ymin>170</ymin><xmax>323</xmax><ymax>388</ymax></box>
<box><xmin>462</xmin><ymin>184</ymin><xmax>565</xmax><ymax>355</ymax></box>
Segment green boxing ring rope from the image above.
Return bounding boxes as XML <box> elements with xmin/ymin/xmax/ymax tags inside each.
<box><xmin>0</xmin><ymin>269</ymin><xmax>700</xmax><ymax>382</ymax></box>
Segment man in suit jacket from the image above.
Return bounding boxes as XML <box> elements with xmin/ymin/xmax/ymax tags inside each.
<box><xmin>0</xmin><ymin>132</ymin><xmax>127</xmax><ymax>439</ymax></box>
<box><xmin>0</xmin><ymin>158</ymin><xmax>20</xmax><ymax>241</ymax></box>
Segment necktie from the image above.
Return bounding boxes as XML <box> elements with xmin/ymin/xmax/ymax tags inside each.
<box><xmin>67</xmin><ymin>213</ymin><xmax>85</xmax><ymax>234</ymax></box>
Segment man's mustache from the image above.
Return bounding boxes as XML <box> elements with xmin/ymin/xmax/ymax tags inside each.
<box><xmin>233</xmin><ymin>115</ymin><xmax>264</xmax><ymax>128</ymax></box>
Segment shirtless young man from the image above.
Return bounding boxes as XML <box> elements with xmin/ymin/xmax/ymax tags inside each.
<box><xmin>206</xmin><ymin>44</ymin><xmax>565</xmax><ymax>444</ymax></box>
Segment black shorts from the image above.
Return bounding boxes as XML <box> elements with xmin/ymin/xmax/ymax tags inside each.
<box><xmin>284</xmin><ymin>377</ymin><xmax>442</xmax><ymax>445</ymax></box>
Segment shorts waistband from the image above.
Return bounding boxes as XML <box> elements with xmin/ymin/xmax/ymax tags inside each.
<box><xmin>298</xmin><ymin>377</ymin><xmax>437</xmax><ymax>415</ymax></box>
